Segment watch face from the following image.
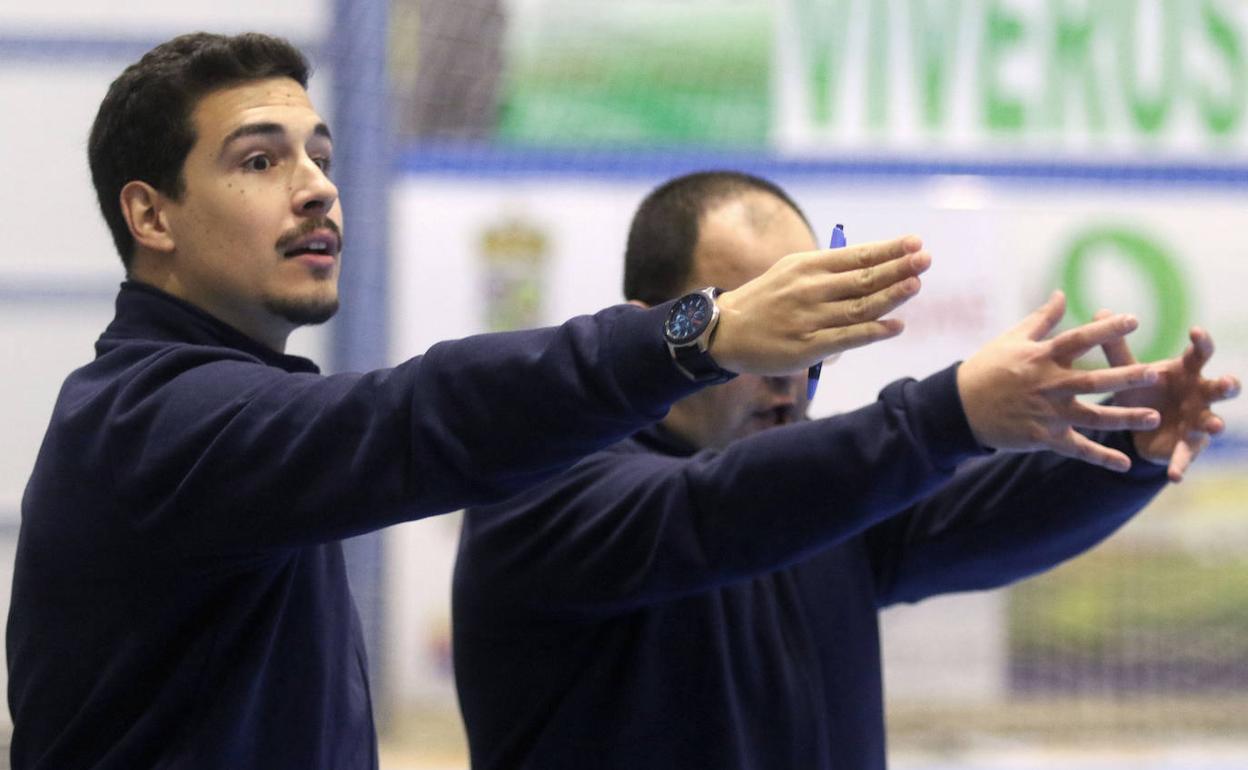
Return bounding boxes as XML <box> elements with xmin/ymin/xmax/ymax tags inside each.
<box><xmin>665</xmin><ymin>292</ymin><xmax>713</xmax><ymax>344</ymax></box>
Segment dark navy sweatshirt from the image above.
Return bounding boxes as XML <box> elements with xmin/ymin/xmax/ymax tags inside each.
<box><xmin>7</xmin><ymin>281</ymin><xmax>704</xmax><ymax>769</ymax></box>
<box><xmin>453</xmin><ymin>366</ymin><xmax>1168</xmax><ymax>769</ymax></box>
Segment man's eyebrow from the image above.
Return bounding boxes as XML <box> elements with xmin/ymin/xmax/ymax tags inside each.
<box><xmin>218</xmin><ymin>122</ymin><xmax>332</xmax><ymax>156</ymax></box>
<box><xmin>219</xmin><ymin>122</ymin><xmax>286</xmax><ymax>156</ymax></box>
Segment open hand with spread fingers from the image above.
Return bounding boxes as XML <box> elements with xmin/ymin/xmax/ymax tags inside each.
<box><xmin>1093</xmin><ymin>310</ymin><xmax>1241</xmax><ymax>483</ymax></box>
<box><xmin>956</xmin><ymin>290</ymin><xmax>1164</xmax><ymax>472</ymax></box>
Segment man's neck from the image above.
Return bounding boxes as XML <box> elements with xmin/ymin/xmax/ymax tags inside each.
<box><xmin>126</xmin><ymin>264</ymin><xmax>292</xmax><ymax>353</ymax></box>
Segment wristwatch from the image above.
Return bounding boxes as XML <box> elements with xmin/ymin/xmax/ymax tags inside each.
<box><xmin>663</xmin><ymin>287</ymin><xmax>734</xmax><ymax>383</ymax></box>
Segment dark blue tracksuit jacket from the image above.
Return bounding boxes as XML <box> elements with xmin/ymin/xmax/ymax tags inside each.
<box><xmin>7</xmin><ymin>280</ymin><xmax>704</xmax><ymax>769</ymax></box>
<box><xmin>453</xmin><ymin>365</ymin><xmax>1169</xmax><ymax>770</ymax></box>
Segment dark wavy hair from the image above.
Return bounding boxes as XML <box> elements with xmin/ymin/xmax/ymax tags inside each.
<box><xmin>623</xmin><ymin>171</ymin><xmax>812</xmax><ymax>305</ymax></box>
<box><xmin>88</xmin><ymin>32</ymin><xmax>309</xmax><ymax>266</ymax></box>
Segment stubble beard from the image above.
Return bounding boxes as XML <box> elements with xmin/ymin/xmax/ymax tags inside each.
<box><xmin>264</xmin><ymin>289</ymin><xmax>340</xmax><ymax>326</ymax></box>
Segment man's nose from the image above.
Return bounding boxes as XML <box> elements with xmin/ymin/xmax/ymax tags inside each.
<box><xmin>292</xmin><ymin>159</ymin><xmax>338</xmax><ymax>215</ymax></box>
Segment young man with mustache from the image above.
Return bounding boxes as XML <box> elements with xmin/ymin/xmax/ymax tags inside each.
<box><xmin>8</xmin><ymin>35</ymin><xmax>940</xmax><ymax>769</ymax></box>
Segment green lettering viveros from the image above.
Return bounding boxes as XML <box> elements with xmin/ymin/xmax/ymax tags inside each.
<box><xmin>797</xmin><ymin>0</ymin><xmax>852</xmax><ymax>127</ymax></box>
<box><xmin>983</xmin><ymin>0</ymin><xmax>1026</xmax><ymax>131</ymax></box>
<box><xmin>1118</xmin><ymin>0</ymin><xmax>1181</xmax><ymax>134</ymax></box>
<box><xmin>1059</xmin><ymin>227</ymin><xmax>1190</xmax><ymax>362</ymax></box>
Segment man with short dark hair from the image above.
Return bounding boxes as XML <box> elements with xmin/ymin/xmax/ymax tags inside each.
<box><xmin>7</xmin><ymin>37</ymin><xmax>940</xmax><ymax>768</ymax></box>
<box><xmin>452</xmin><ymin>171</ymin><xmax>1239</xmax><ymax>770</ymax></box>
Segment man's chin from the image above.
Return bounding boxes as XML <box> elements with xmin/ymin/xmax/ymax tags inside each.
<box><xmin>264</xmin><ymin>295</ymin><xmax>340</xmax><ymax>327</ymax></box>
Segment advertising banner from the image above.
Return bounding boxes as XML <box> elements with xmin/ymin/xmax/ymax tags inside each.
<box><xmin>776</xmin><ymin>0</ymin><xmax>1248</xmax><ymax>159</ymax></box>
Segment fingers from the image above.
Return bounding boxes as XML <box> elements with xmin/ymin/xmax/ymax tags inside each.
<box><xmin>1182</xmin><ymin>327</ymin><xmax>1215</xmax><ymax>374</ymax></box>
<box><xmin>1051</xmin><ymin>428</ymin><xmax>1132</xmax><ymax>473</ymax></box>
<box><xmin>817</xmin><ymin>274</ymin><xmax>922</xmax><ymax>328</ymax></box>
<box><xmin>1065</xmin><ymin>401</ymin><xmax>1160</xmax><ymax>432</ymax></box>
<box><xmin>1201</xmin><ymin>375</ymin><xmax>1241</xmax><ymax>403</ymax></box>
<box><xmin>1014</xmin><ymin>290</ymin><xmax>1066</xmax><ymax>342</ymax></box>
<box><xmin>808</xmin><ymin>318</ymin><xmax>906</xmax><ymax>357</ymax></box>
<box><xmin>817</xmin><ymin>235</ymin><xmax>923</xmax><ymax>273</ymax></box>
<box><xmin>1168</xmin><ymin>432</ymin><xmax>1210</xmax><ymax>483</ymax></box>
<box><xmin>1168</xmin><ymin>440</ymin><xmax>1194</xmax><ymax>483</ymax></box>
<box><xmin>1094</xmin><ymin>308</ymin><xmax>1139</xmax><ymax>367</ymax></box>
<box><xmin>1217</xmin><ymin>375</ymin><xmax>1242</xmax><ymax>401</ymax></box>
<box><xmin>1049</xmin><ymin>313</ymin><xmax>1139</xmax><ymax>364</ymax></box>
<box><xmin>1056</xmin><ymin>363</ymin><xmax>1159</xmax><ymax>395</ymax></box>
<box><xmin>821</xmin><ymin>249</ymin><xmax>931</xmax><ymax>301</ymax></box>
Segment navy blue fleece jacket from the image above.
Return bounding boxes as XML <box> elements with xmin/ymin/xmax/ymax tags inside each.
<box><xmin>8</xmin><ymin>281</ymin><xmax>704</xmax><ymax>769</ymax></box>
<box><xmin>453</xmin><ymin>366</ymin><xmax>1169</xmax><ymax>770</ymax></box>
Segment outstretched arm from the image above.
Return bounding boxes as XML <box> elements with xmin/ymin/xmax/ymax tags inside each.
<box><xmin>1093</xmin><ymin>311</ymin><xmax>1240</xmax><ymax>482</ymax></box>
<box><xmin>869</xmin><ymin>308</ymin><xmax>1239</xmax><ymax>605</ymax></box>
<box><xmin>95</xmin><ymin>234</ymin><xmax>931</xmax><ymax>554</ymax></box>
<box><xmin>868</xmin><ymin>429</ymin><xmax>1168</xmax><ymax>607</ymax></box>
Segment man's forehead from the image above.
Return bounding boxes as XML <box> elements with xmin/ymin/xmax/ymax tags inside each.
<box><xmin>691</xmin><ymin>193</ymin><xmax>816</xmax><ymax>288</ymax></box>
<box><xmin>702</xmin><ymin>191</ymin><xmax>803</xmax><ymax>233</ymax></box>
<box><xmin>192</xmin><ymin>77</ymin><xmax>325</xmax><ymax>142</ymax></box>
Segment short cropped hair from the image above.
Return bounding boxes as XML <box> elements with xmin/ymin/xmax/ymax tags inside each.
<box><xmin>623</xmin><ymin>171</ymin><xmax>812</xmax><ymax>305</ymax></box>
<box><xmin>88</xmin><ymin>32</ymin><xmax>310</xmax><ymax>266</ymax></box>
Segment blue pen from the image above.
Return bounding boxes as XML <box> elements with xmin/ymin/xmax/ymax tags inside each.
<box><xmin>807</xmin><ymin>223</ymin><xmax>846</xmax><ymax>401</ymax></box>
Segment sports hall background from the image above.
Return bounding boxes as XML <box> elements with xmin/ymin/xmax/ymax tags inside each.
<box><xmin>2</xmin><ymin>1</ymin><xmax>1246</xmax><ymax>768</ymax></box>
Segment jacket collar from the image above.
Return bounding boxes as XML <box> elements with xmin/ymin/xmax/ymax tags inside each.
<box><xmin>97</xmin><ymin>281</ymin><xmax>320</xmax><ymax>374</ymax></box>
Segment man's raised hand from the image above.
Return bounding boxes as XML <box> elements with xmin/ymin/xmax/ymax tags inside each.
<box><xmin>1094</xmin><ymin>310</ymin><xmax>1241</xmax><ymax>482</ymax></box>
<box><xmin>711</xmin><ymin>235</ymin><xmax>930</xmax><ymax>375</ymax></box>
<box><xmin>957</xmin><ymin>290</ymin><xmax>1163</xmax><ymax>472</ymax></box>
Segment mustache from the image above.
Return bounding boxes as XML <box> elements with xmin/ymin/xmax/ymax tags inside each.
<box><xmin>275</xmin><ymin>217</ymin><xmax>343</xmax><ymax>254</ymax></box>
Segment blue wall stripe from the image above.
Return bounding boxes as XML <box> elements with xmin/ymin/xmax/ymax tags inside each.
<box><xmin>394</xmin><ymin>143</ymin><xmax>1248</xmax><ymax>188</ymax></box>
<box><xmin>0</xmin><ymin>33</ymin><xmax>321</xmax><ymax>65</ymax></box>
<box><xmin>0</xmin><ymin>281</ymin><xmax>119</xmax><ymax>304</ymax></box>
<box><xmin>0</xmin><ymin>34</ymin><xmax>163</xmax><ymax>63</ymax></box>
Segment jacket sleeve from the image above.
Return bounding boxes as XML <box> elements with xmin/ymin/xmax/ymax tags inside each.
<box><xmin>864</xmin><ymin>429</ymin><xmax>1169</xmax><ymax>608</ymax></box>
<box><xmin>455</xmin><ymin>365</ymin><xmax>987</xmax><ymax>618</ymax></box>
<box><xmin>97</xmin><ymin>303</ymin><xmax>704</xmax><ymax>552</ymax></box>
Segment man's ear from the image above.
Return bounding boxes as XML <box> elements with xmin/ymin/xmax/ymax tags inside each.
<box><xmin>119</xmin><ymin>181</ymin><xmax>176</xmax><ymax>254</ymax></box>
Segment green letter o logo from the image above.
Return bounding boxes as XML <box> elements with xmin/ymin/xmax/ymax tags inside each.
<box><xmin>1059</xmin><ymin>228</ymin><xmax>1189</xmax><ymax>362</ymax></box>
